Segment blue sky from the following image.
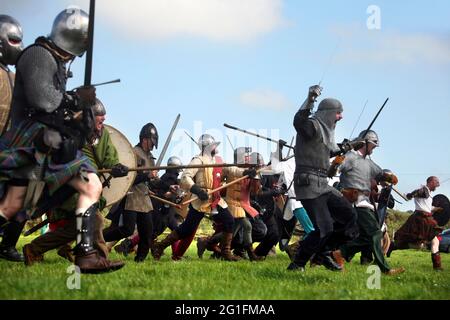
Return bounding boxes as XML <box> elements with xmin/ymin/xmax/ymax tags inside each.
<box><xmin>2</xmin><ymin>0</ymin><xmax>450</xmax><ymax>211</ymax></box>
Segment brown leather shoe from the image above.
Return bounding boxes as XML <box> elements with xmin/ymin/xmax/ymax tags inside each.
<box><xmin>384</xmin><ymin>267</ymin><xmax>405</xmax><ymax>276</ymax></box>
<box><xmin>332</xmin><ymin>250</ymin><xmax>346</xmax><ymax>268</ymax></box>
<box><xmin>197</xmin><ymin>237</ymin><xmax>208</xmax><ymax>259</ymax></box>
<box><xmin>152</xmin><ymin>230</ymin><xmax>180</xmax><ymax>261</ymax></box>
<box><xmin>75</xmin><ymin>250</ymin><xmax>124</xmax><ymax>274</ymax></box>
<box><xmin>246</xmin><ymin>246</ymin><xmax>264</xmax><ymax>262</ymax></box>
<box><xmin>23</xmin><ymin>244</ymin><xmax>44</xmax><ymax>266</ymax></box>
<box><xmin>57</xmin><ymin>245</ymin><xmax>75</xmax><ymax>263</ymax></box>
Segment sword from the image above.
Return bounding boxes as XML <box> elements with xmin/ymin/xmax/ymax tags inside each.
<box><xmin>156</xmin><ymin>114</ymin><xmax>181</xmax><ymax>166</ymax></box>
<box><xmin>91</xmin><ymin>78</ymin><xmax>120</xmax><ymax>87</ymax></box>
<box><xmin>224</xmin><ymin>123</ymin><xmax>294</xmax><ymax>150</ymax></box>
<box><xmin>392</xmin><ymin>186</ymin><xmax>409</xmax><ymax>201</ymax></box>
<box><xmin>84</xmin><ymin>0</ymin><xmax>96</xmax><ymax>87</ymax></box>
<box><xmin>360</xmin><ymin>98</ymin><xmax>389</xmax><ymax>139</ymax></box>
<box><xmin>184</xmin><ymin>130</ymin><xmax>197</xmax><ymax>145</ymax></box>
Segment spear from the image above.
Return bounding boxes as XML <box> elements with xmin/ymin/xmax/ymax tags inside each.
<box><xmin>182</xmin><ymin>167</ymin><xmax>267</xmax><ymax>206</ymax></box>
<box><xmin>224</xmin><ymin>123</ymin><xmax>294</xmax><ymax>150</ymax></box>
<box><xmin>147</xmin><ymin>191</ymin><xmax>181</xmax><ymax>209</ymax></box>
<box><xmin>97</xmin><ymin>163</ymin><xmax>252</xmax><ymax>174</ymax></box>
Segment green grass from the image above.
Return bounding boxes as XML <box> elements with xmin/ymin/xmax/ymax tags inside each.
<box><xmin>1</xmin><ymin>237</ymin><xmax>449</xmax><ymax>300</ymax></box>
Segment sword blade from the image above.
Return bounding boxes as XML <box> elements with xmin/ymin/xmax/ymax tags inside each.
<box><xmin>156</xmin><ymin>114</ymin><xmax>181</xmax><ymax>166</ymax></box>
<box><xmin>84</xmin><ymin>0</ymin><xmax>96</xmax><ymax>86</ymax></box>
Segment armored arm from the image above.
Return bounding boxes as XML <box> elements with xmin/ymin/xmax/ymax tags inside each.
<box><xmin>19</xmin><ymin>46</ymin><xmax>64</xmax><ymax>114</ymax></box>
<box><xmin>293</xmin><ymin>85</ymin><xmax>322</xmax><ymax>139</ymax></box>
<box><xmin>406</xmin><ymin>186</ymin><xmax>429</xmax><ymax>200</ymax></box>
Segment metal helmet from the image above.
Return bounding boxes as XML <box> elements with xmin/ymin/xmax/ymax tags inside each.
<box><xmin>139</xmin><ymin>123</ymin><xmax>159</xmax><ymax>149</ymax></box>
<box><xmin>197</xmin><ymin>134</ymin><xmax>220</xmax><ymax>154</ymax></box>
<box><xmin>249</xmin><ymin>152</ymin><xmax>264</xmax><ymax>166</ymax></box>
<box><xmin>357</xmin><ymin>129</ymin><xmax>379</xmax><ymax>147</ymax></box>
<box><xmin>167</xmin><ymin>156</ymin><xmax>182</xmax><ymax>167</ymax></box>
<box><xmin>0</xmin><ymin>15</ymin><xmax>24</xmax><ymax>65</ymax></box>
<box><xmin>234</xmin><ymin>147</ymin><xmax>252</xmax><ymax>164</ymax></box>
<box><xmin>317</xmin><ymin>98</ymin><xmax>343</xmax><ymax>112</ymax></box>
<box><xmin>49</xmin><ymin>8</ymin><xmax>89</xmax><ymax>57</ymax></box>
<box><xmin>92</xmin><ymin>98</ymin><xmax>106</xmax><ymax>116</ymax></box>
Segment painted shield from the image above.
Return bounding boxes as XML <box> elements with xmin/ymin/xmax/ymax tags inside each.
<box><xmin>0</xmin><ymin>69</ymin><xmax>14</xmax><ymax>135</ymax></box>
<box><xmin>101</xmin><ymin>124</ymin><xmax>137</xmax><ymax>207</ymax></box>
<box><xmin>432</xmin><ymin>194</ymin><xmax>450</xmax><ymax>227</ymax></box>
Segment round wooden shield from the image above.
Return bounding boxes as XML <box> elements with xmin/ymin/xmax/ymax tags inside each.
<box><xmin>432</xmin><ymin>194</ymin><xmax>450</xmax><ymax>227</ymax></box>
<box><xmin>101</xmin><ymin>124</ymin><xmax>137</xmax><ymax>207</ymax></box>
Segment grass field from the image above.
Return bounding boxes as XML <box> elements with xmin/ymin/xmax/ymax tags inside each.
<box><xmin>1</xmin><ymin>237</ymin><xmax>449</xmax><ymax>300</ymax></box>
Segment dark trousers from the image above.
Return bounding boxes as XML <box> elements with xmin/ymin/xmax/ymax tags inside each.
<box><xmin>0</xmin><ymin>220</ymin><xmax>26</xmax><ymax>249</ymax></box>
<box><xmin>29</xmin><ymin>212</ymin><xmax>107</xmax><ymax>257</ymax></box>
<box><xmin>103</xmin><ymin>203</ymin><xmax>153</xmax><ymax>257</ymax></box>
<box><xmin>29</xmin><ymin>217</ymin><xmax>77</xmax><ymax>255</ymax></box>
<box><xmin>340</xmin><ymin>207</ymin><xmax>391</xmax><ymax>272</ymax></box>
<box><xmin>254</xmin><ymin>215</ymin><xmax>279</xmax><ymax>257</ymax></box>
<box><xmin>293</xmin><ymin>192</ymin><xmax>357</xmax><ymax>267</ymax></box>
<box><xmin>152</xmin><ymin>206</ymin><xmax>182</xmax><ymax>238</ymax></box>
<box><xmin>176</xmin><ymin>205</ymin><xmax>234</xmax><ymax>239</ymax></box>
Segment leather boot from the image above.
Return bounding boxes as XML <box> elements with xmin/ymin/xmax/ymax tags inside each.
<box><xmin>57</xmin><ymin>244</ymin><xmax>75</xmax><ymax>263</ymax></box>
<box><xmin>114</xmin><ymin>238</ymin><xmax>133</xmax><ymax>257</ymax></box>
<box><xmin>220</xmin><ymin>233</ymin><xmax>240</xmax><ymax>261</ymax></box>
<box><xmin>0</xmin><ymin>219</ymin><xmax>26</xmax><ymax>262</ymax></box>
<box><xmin>286</xmin><ymin>242</ymin><xmax>300</xmax><ymax>262</ymax></box>
<box><xmin>23</xmin><ymin>244</ymin><xmax>44</xmax><ymax>266</ymax></box>
<box><xmin>197</xmin><ymin>236</ymin><xmax>208</xmax><ymax>259</ymax></box>
<box><xmin>331</xmin><ymin>249</ymin><xmax>346</xmax><ymax>269</ymax></box>
<box><xmin>318</xmin><ymin>251</ymin><xmax>343</xmax><ymax>271</ymax></box>
<box><xmin>246</xmin><ymin>245</ymin><xmax>263</xmax><ymax>262</ymax></box>
<box><xmin>432</xmin><ymin>252</ymin><xmax>443</xmax><ymax>271</ymax></box>
<box><xmin>74</xmin><ymin>204</ymin><xmax>124</xmax><ymax>274</ymax></box>
<box><xmin>152</xmin><ymin>230</ymin><xmax>180</xmax><ymax>261</ymax></box>
<box><xmin>383</xmin><ymin>267</ymin><xmax>405</xmax><ymax>275</ymax></box>
<box><xmin>0</xmin><ymin>245</ymin><xmax>24</xmax><ymax>262</ymax></box>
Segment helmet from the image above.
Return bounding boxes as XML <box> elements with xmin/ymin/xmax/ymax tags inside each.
<box><xmin>0</xmin><ymin>15</ymin><xmax>23</xmax><ymax>65</ymax></box>
<box><xmin>197</xmin><ymin>134</ymin><xmax>220</xmax><ymax>154</ymax></box>
<box><xmin>357</xmin><ymin>130</ymin><xmax>379</xmax><ymax>147</ymax></box>
<box><xmin>167</xmin><ymin>156</ymin><xmax>182</xmax><ymax>167</ymax></box>
<box><xmin>49</xmin><ymin>8</ymin><xmax>89</xmax><ymax>57</ymax></box>
<box><xmin>234</xmin><ymin>147</ymin><xmax>252</xmax><ymax>164</ymax></box>
<box><xmin>92</xmin><ymin>98</ymin><xmax>106</xmax><ymax>116</ymax></box>
<box><xmin>249</xmin><ymin>152</ymin><xmax>264</xmax><ymax>166</ymax></box>
<box><xmin>317</xmin><ymin>98</ymin><xmax>343</xmax><ymax>112</ymax></box>
<box><xmin>139</xmin><ymin>123</ymin><xmax>159</xmax><ymax>149</ymax></box>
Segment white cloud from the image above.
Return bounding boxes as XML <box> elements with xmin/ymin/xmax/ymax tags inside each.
<box><xmin>93</xmin><ymin>0</ymin><xmax>286</xmax><ymax>43</ymax></box>
<box><xmin>240</xmin><ymin>89</ymin><xmax>292</xmax><ymax>111</ymax></box>
<box><xmin>330</xmin><ymin>24</ymin><xmax>450</xmax><ymax>65</ymax></box>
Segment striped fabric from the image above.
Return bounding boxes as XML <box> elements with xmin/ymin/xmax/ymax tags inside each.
<box><xmin>0</xmin><ymin>119</ymin><xmax>96</xmax><ymax>194</ymax></box>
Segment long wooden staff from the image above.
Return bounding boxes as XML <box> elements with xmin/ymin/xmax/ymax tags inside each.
<box><xmin>147</xmin><ymin>191</ymin><xmax>181</xmax><ymax>209</ymax></box>
<box><xmin>182</xmin><ymin>167</ymin><xmax>267</xmax><ymax>206</ymax></box>
<box><xmin>98</xmin><ymin>163</ymin><xmax>251</xmax><ymax>174</ymax></box>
